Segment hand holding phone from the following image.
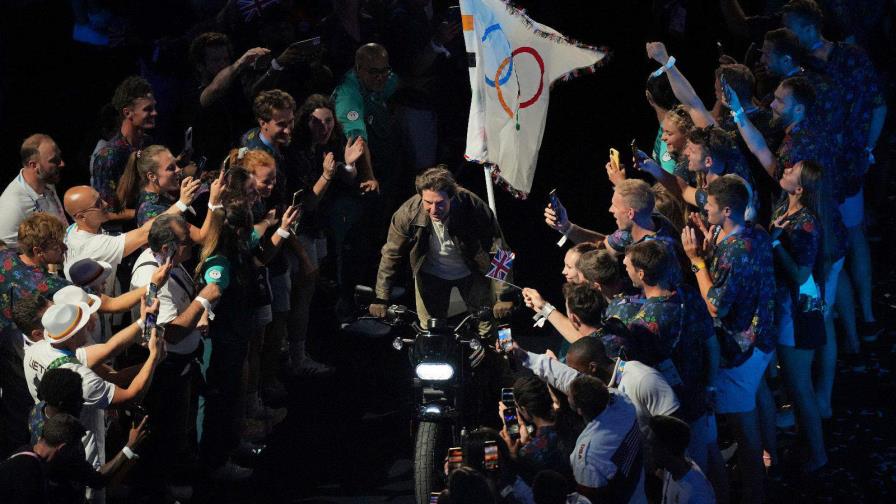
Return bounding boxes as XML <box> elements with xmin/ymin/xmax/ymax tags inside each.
<box><xmin>609</xmin><ymin>148</ymin><xmax>621</xmax><ymax>171</ymax></box>
<box><xmin>483</xmin><ymin>441</ymin><xmax>499</xmax><ymax>470</ymax></box>
<box><xmin>503</xmin><ymin>406</ymin><xmax>520</xmax><ymax>440</ymax></box>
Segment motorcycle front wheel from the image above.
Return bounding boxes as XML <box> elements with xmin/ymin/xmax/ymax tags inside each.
<box><xmin>414</xmin><ymin>420</ymin><xmax>451</xmax><ymax>504</ymax></box>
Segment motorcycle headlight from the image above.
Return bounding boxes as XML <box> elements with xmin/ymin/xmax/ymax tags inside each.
<box><xmin>415</xmin><ymin>362</ymin><xmax>455</xmax><ymax>381</ymax></box>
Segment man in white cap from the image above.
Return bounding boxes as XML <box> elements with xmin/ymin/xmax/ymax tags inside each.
<box><xmin>23</xmin><ymin>297</ymin><xmax>166</xmax><ymax>504</ymax></box>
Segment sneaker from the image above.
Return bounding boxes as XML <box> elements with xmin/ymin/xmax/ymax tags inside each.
<box><xmin>208</xmin><ymin>461</ymin><xmax>253</xmax><ymax>481</ymax></box>
<box><xmin>860</xmin><ymin>320</ymin><xmax>883</xmax><ymax>343</ymax></box>
<box><xmin>290</xmin><ymin>356</ymin><xmax>334</xmax><ymax>376</ymax></box>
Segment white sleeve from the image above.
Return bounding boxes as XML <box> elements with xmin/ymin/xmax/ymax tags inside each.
<box><xmin>636</xmin><ymin>372</ymin><xmax>680</xmax><ymax>417</ymax></box>
<box><xmin>72</xmin><ymin>364</ymin><xmax>115</xmax><ymax>409</ymax></box>
<box><xmin>524</xmin><ymin>352</ymin><xmax>581</xmax><ymax>395</ymax></box>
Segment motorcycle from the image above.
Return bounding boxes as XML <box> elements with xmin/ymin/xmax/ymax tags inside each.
<box><xmin>353</xmin><ymin>286</ymin><xmax>494</xmax><ymax>504</ymax></box>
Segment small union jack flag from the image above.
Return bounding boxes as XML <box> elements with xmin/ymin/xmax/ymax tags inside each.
<box><xmin>486</xmin><ymin>249</ymin><xmax>514</xmax><ymax>281</ymax></box>
<box><xmin>238</xmin><ymin>0</ymin><xmax>279</xmax><ymax>22</ymax></box>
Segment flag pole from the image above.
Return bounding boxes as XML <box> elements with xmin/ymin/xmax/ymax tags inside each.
<box><xmin>484</xmin><ymin>165</ymin><xmax>497</xmax><ymax>217</ymax></box>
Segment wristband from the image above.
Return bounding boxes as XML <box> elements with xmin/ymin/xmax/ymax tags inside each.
<box><xmin>276</xmin><ymin>227</ymin><xmax>291</xmax><ymax>239</ymax></box>
<box><xmin>195</xmin><ymin>296</ymin><xmax>215</xmax><ymax>320</ymax></box>
<box><xmin>344</xmin><ymin>163</ymin><xmax>357</xmax><ymax>176</ymax></box>
<box><xmin>122</xmin><ymin>446</ymin><xmax>139</xmax><ymax>460</ymax></box>
<box><xmin>772</xmin><ymin>239</ymin><xmax>782</xmax><ymax>248</ymax></box>
<box><xmin>650</xmin><ymin>56</ymin><xmax>676</xmax><ymax>78</ymax></box>
<box><xmin>135</xmin><ymin>319</ymin><xmax>145</xmax><ymax>331</ymax></box>
<box><xmin>270</xmin><ymin>58</ymin><xmax>284</xmax><ymax>71</ymax></box>
<box><xmin>539</xmin><ymin>302</ymin><xmax>556</xmax><ymax>319</ymax></box>
<box><xmin>175</xmin><ymin>200</ymin><xmax>189</xmax><ymax>213</ymax></box>
<box><xmin>207</xmin><ymin>202</ymin><xmax>223</xmax><ymax>211</ymax></box>
<box><xmin>731</xmin><ymin>108</ymin><xmax>747</xmax><ymax>127</ymax></box>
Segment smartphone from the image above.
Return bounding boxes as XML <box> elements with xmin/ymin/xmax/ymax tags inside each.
<box><xmin>184</xmin><ymin>126</ymin><xmax>193</xmax><ymax>153</ymax></box>
<box><xmin>143</xmin><ymin>282</ymin><xmax>160</xmax><ymax>342</ymax></box>
<box><xmin>720</xmin><ymin>73</ymin><xmax>733</xmax><ymax>105</ymax></box>
<box><xmin>548</xmin><ymin>188</ymin><xmax>561</xmax><ymax>210</ymax></box>
<box><xmin>501</xmin><ymin>387</ymin><xmax>514</xmax><ymax>406</ymax></box>
<box><xmin>430</xmin><ymin>492</ymin><xmax>441</xmax><ymax>504</ymax></box>
<box><xmin>447</xmin><ymin>447</ymin><xmax>463</xmax><ymax>472</ymax></box>
<box><xmin>716</xmin><ymin>41</ymin><xmax>725</xmax><ymax>58</ymax></box>
<box><xmin>193</xmin><ymin>155</ymin><xmax>208</xmax><ymax>177</ymax></box>
<box><xmin>497</xmin><ymin>325</ymin><xmax>513</xmax><ymax>353</ymax></box>
<box><xmin>630</xmin><ymin>139</ymin><xmax>640</xmax><ymax>165</ymax></box>
<box><xmin>609</xmin><ymin>148</ymin><xmax>621</xmax><ymax>170</ymax></box>
<box><xmin>483</xmin><ymin>440</ymin><xmax>499</xmax><ymax>471</ymax></box>
<box><xmin>291</xmin><ymin>189</ymin><xmax>305</xmax><ymax>208</ymax></box>
<box><xmin>289</xmin><ymin>36</ymin><xmax>322</xmax><ymax>56</ymax></box>
<box><xmin>503</xmin><ymin>406</ymin><xmax>520</xmax><ymax>440</ymax></box>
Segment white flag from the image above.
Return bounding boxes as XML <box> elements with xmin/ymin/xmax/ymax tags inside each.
<box><xmin>460</xmin><ymin>0</ymin><xmax>608</xmax><ymax>197</ymax></box>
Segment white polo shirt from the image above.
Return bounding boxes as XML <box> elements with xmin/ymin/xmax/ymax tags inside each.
<box><xmin>23</xmin><ymin>340</ymin><xmax>115</xmax><ymax>472</ymax></box>
<box><xmin>63</xmin><ymin>223</ymin><xmax>125</xmax><ymax>281</ymax></box>
<box><xmin>0</xmin><ymin>171</ymin><xmax>67</xmax><ymax>249</ymax></box>
<box><xmin>130</xmin><ymin>247</ymin><xmax>200</xmax><ymax>355</ymax></box>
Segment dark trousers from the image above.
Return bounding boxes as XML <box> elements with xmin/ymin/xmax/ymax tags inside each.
<box><xmin>200</xmin><ymin>326</ymin><xmax>249</xmax><ymax>468</ymax></box>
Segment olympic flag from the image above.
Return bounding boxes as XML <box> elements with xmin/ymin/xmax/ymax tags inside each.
<box><xmin>460</xmin><ymin>0</ymin><xmax>608</xmax><ymax>197</ymax></box>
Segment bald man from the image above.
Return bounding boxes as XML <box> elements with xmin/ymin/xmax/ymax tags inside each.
<box><xmin>0</xmin><ymin>134</ymin><xmax>68</xmax><ymax>248</ymax></box>
<box><xmin>61</xmin><ymin>185</ymin><xmax>176</xmax><ymax>283</ymax></box>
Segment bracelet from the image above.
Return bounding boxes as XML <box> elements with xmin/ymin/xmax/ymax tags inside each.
<box><xmin>135</xmin><ymin>319</ymin><xmax>145</xmax><ymax>331</ymax></box>
<box><xmin>270</xmin><ymin>58</ymin><xmax>284</xmax><ymax>71</ymax></box>
<box><xmin>207</xmin><ymin>202</ymin><xmax>223</xmax><ymax>211</ymax></box>
<box><xmin>650</xmin><ymin>56</ymin><xmax>676</xmax><ymax>78</ymax></box>
<box><xmin>122</xmin><ymin>446</ymin><xmax>139</xmax><ymax>460</ymax></box>
<box><xmin>731</xmin><ymin>108</ymin><xmax>747</xmax><ymax>126</ymax></box>
<box><xmin>539</xmin><ymin>302</ymin><xmax>556</xmax><ymax>319</ymax></box>
<box><xmin>175</xmin><ymin>200</ymin><xmax>189</xmax><ymax>213</ymax></box>
<box><xmin>195</xmin><ymin>296</ymin><xmax>215</xmax><ymax>321</ymax></box>
<box><xmin>344</xmin><ymin>163</ymin><xmax>357</xmax><ymax>175</ymax></box>
<box><xmin>321</xmin><ymin>173</ymin><xmax>332</xmax><ymax>181</ymax></box>
<box><xmin>276</xmin><ymin>227</ymin><xmax>291</xmax><ymax>239</ymax></box>
<box><xmin>772</xmin><ymin>239</ymin><xmax>782</xmax><ymax>248</ymax></box>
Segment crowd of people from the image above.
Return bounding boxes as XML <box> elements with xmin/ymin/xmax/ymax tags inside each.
<box><xmin>0</xmin><ymin>0</ymin><xmax>892</xmax><ymax>503</ymax></box>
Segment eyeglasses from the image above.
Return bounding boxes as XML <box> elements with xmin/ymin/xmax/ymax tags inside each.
<box><xmin>364</xmin><ymin>66</ymin><xmax>391</xmax><ymax>76</ymax></box>
<box><xmin>75</xmin><ymin>197</ymin><xmax>104</xmax><ymax>217</ymax></box>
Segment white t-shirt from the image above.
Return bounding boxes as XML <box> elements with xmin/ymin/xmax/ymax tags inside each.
<box><xmin>421</xmin><ymin>219</ymin><xmax>470</xmax><ymax>280</ymax></box>
<box><xmin>130</xmin><ymin>248</ymin><xmax>200</xmax><ymax>355</ymax></box>
<box><xmin>23</xmin><ymin>340</ymin><xmax>115</xmax><ymax>471</ymax></box>
<box><xmin>63</xmin><ymin>224</ymin><xmax>125</xmax><ymax>280</ymax></box>
<box><xmin>614</xmin><ymin>360</ymin><xmax>680</xmax><ymax>435</ymax></box>
<box><xmin>572</xmin><ymin>391</ymin><xmax>647</xmax><ymax>504</ymax></box>
<box><xmin>0</xmin><ymin>171</ymin><xmax>67</xmax><ymax>249</ymax></box>
<box><xmin>662</xmin><ymin>461</ymin><xmax>716</xmax><ymax>504</ymax></box>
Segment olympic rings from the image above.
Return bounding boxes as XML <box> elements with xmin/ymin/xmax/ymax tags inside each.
<box><xmin>494</xmin><ymin>46</ymin><xmax>545</xmax><ymax>119</ymax></box>
<box><xmin>482</xmin><ymin>23</ymin><xmax>513</xmax><ymax>87</ymax></box>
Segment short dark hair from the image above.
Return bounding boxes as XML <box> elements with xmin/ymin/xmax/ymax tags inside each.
<box><xmin>577</xmin><ymin>250</ymin><xmax>622</xmax><ymax>287</ymax></box>
<box><xmin>253</xmin><ymin>89</ymin><xmax>296</xmax><ymax>122</ymax></box>
<box><xmin>148</xmin><ymin>214</ymin><xmax>187</xmax><ymax>253</ymax></box>
<box><xmin>563</xmin><ymin>282</ymin><xmax>606</xmax><ymax>327</ymax></box>
<box><xmin>707</xmin><ymin>174</ymin><xmax>749</xmax><ymax>218</ymax></box>
<box><xmin>11</xmin><ymin>293</ymin><xmax>49</xmax><ymax>335</ymax></box>
<box><xmin>780</xmin><ymin>75</ymin><xmax>816</xmax><ymax>110</ymax></box>
<box><xmin>571</xmin><ymin>242</ymin><xmax>599</xmax><ymax>256</ymax></box>
<box><xmin>446</xmin><ymin>466</ymin><xmax>495</xmax><ymax>504</ymax></box>
<box><xmin>567</xmin><ymin>335</ymin><xmax>612</xmax><ymax>367</ymax></box>
<box><xmin>532</xmin><ymin>470</ymin><xmax>572</xmax><ymax>504</ymax></box>
<box><xmin>569</xmin><ymin>375</ymin><xmax>610</xmax><ymax>420</ymax></box>
<box><xmin>189</xmin><ymin>32</ymin><xmax>232</xmax><ymax>67</ymax></box>
<box><xmin>782</xmin><ymin>0</ymin><xmax>824</xmax><ymax>29</ymax></box>
<box><xmin>764</xmin><ymin>28</ymin><xmax>804</xmax><ymax>63</ymax></box>
<box><xmin>111</xmin><ymin>76</ymin><xmax>153</xmax><ymax>115</ymax></box>
<box><xmin>415</xmin><ymin>166</ymin><xmax>459</xmax><ymax>198</ymax></box>
<box><xmin>646</xmin><ymin>73</ymin><xmax>678</xmax><ymax>111</ymax></box>
<box><xmin>715</xmin><ymin>64</ymin><xmax>755</xmax><ymax>104</ymax></box>
<box><xmin>40</xmin><ymin>413</ymin><xmax>85</xmax><ymax>448</ymax></box>
<box><xmin>513</xmin><ymin>376</ymin><xmax>554</xmax><ymax>421</ymax></box>
<box><xmin>649</xmin><ymin>415</ymin><xmax>691</xmax><ymax>456</ymax></box>
<box><xmin>626</xmin><ymin>240</ymin><xmax>675</xmax><ymax>289</ymax></box>
<box><xmin>37</xmin><ymin>368</ymin><xmax>85</xmax><ymax>417</ymax></box>
<box><xmin>687</xmin><ymin>126</ymin><xmax>739</xmax><ymax>172</ymax></box>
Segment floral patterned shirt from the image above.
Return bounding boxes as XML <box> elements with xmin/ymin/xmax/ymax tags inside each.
<box><xmin>517</xmin><ymin>425</ymin><xmax>571</xmax><ymax>484</ymax></box>
<box><xmin>135</xmin><ymin>191</ymin><xmax>175</xmax><ymax>227</ymax></box>
<box><xmin>603</xmin><ymin>293</ymin><xmax>646</xmax><ymax>359</ymax></box>
<box><xmin>620</xmin><ymin>285</ymin><xmax>713</xmax><ymax>421</ymax></box>
<box><xmin>706</xmin><ymin>223</ymin><xmax>776</xmax><ymax>363</ymax></box>
<box><xmin>91</xmin><ymin>132</ymin><xmax>148</xmax><ymax>211</ymax></box>
<box><xmin>0</xmin><ymin>250</ymin><xmax>70</xmax><ymax>333</ymax></box>
<box><xmin>770</xmin><ymin>203</ymin><xmax>819</xmax><ymax>287</ymax></box>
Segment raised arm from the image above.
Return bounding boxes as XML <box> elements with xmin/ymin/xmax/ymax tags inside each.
<box><xmin>646</xmin><ymin>42</ymin><xmax>716</xmax><ymax>128</ymax></box>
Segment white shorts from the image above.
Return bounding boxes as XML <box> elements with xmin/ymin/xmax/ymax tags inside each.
<box><xmin>838</xmin><ymin>188</ymin><xmax>864</xmax><ymax>228</ymax></box>
<box><xmin>713</xmin><ymin>348</ymin><xmax>774</xmax><ymax>414</ymax></box>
